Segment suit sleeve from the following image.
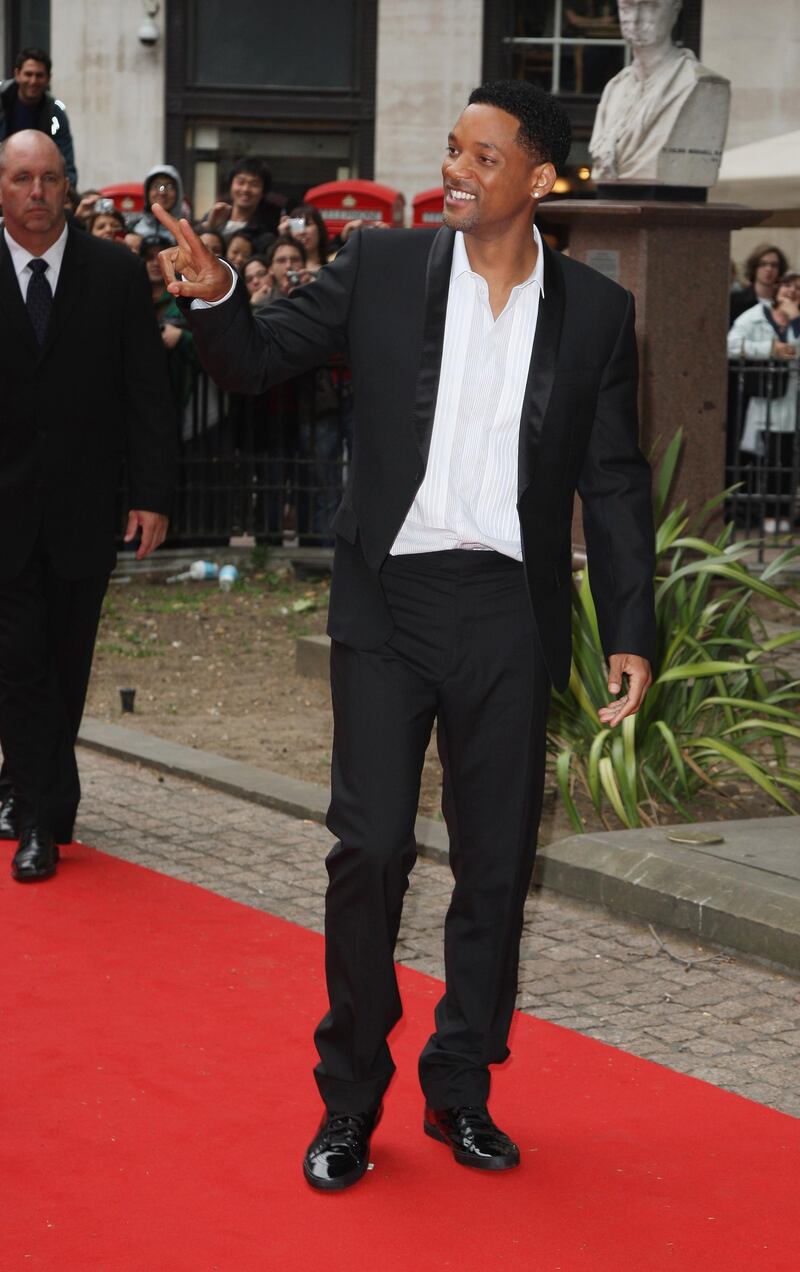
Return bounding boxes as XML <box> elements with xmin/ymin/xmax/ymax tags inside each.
<box><xmin>577</xmin><ymin>291</ymin><xmax>657</xmax><ymax>665</ymax></box>
<box><xmin>186</xmin><ymin>231</ymin><xmax>360</xmax><ymax>395</ymax></box>
<box><xmin>122</xmin><ymin>262</ymin><xmax>177</xmax><ymax>514</ymax></box>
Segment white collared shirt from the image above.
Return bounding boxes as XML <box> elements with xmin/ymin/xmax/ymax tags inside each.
<box><xmin>391</xmin><ymin>224</ymin><xmax>545</xmax><ymax>561</ymax></box>
<box><xmin>4</xmin><ymin>222</ymin><xmax>69</xmax><ymax>300</ymax></box>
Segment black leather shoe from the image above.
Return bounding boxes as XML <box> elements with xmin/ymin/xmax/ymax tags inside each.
<box><xmin>11</xmin><ymin>828</ymin><xmax>59</xmax><ymax>883</ymax></box>
<box><xmin>303</xmin><ymin>1106</ymin><xmax>382</xmax><ymax>1191</ymax></box>
<box><xmin>0</xmin><ymin>796</ymin><xmax>19</xmax><ymax>840</ymax></box>
<box><xmin>424</xmin><ymin>1105</ymin><xmax>520</xmax><ymax>1171</ymax></box>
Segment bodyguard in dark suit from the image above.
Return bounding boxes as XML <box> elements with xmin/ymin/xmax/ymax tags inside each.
<box><xmin>0</xmin><ymin>131</ymin><xmax>174</xmax><ymax>882</ymax></box>
<box><xmin>155</xmin><ymin>81</ymin><xmax>656</xmax><ymax>1189</ymax></box>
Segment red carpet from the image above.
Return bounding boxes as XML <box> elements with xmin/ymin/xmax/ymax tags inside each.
<box><xmin>2</xmin><ymin>842</ymin><xmax>798</xmax><ymax>1271</ymax></box>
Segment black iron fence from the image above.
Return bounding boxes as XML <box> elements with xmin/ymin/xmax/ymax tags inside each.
<box><xmin>152</xmin><ymin>361</ymin><xmax>352</xmax><ymax>548</ymax></box>
<box><xmin>120</xmin><ymin>358</ymin><xmax>799</xmax><ymax>553</ymax></box>
<box><xmin>727</xmin><ymin>359</ymin><xmax>800</xmax><ymax>551</ymax></box>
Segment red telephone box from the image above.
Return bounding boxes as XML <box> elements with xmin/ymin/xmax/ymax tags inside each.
<box><xmin>303</xmin><ymin>180</ymin><xmax>405</xmax><ymax>237</ymax></box>
<box><xmin>412</xmin><ymin>187</ymin><xmax>444</xmax><ymax>228</ymax></box>
<box><xmin>100</xmin><ymin>183</ymin><xmax>145</xmax><ymax>214</ymax></box>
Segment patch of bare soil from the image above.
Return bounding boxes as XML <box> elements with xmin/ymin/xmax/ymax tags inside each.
<box><xmin>86</xmin><ymin>563</ymin><xmax>795</xmax><ymax>844</ymax></box>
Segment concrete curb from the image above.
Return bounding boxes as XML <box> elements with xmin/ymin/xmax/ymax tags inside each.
<box><xmin>78</xmin><ymin>717</ymin><xmax>452</xmax><ymax>863</ymax></box>
<box><xmin>536</xmin><ymin>824</ymin><xmax>800</xmax><ymax>972</ymax></box>
<box><xmin>77</xmin><ymin>718</ymin><xmax>800</xmax><ymax>971</ymax></box>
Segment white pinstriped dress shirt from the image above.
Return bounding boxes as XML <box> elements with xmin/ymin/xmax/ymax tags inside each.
<box><xmin>390</xmin><ymin>224</ymin><xmax>544</xmax><ymax>562</ymax></box>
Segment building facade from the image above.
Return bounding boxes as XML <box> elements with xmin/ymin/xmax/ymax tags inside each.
<box><xmin>3</xmin><ymin>1</ymin><xmax>798</xmax><ymax>262</ymax></box>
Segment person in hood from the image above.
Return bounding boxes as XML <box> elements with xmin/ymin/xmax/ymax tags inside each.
<box><xmin>0</xmin><ymin>46</ymin><xmax>77</xmax><ymax>184</ymax></box>
<box><xmin>131</xmin><ymin>165</ymin><xmax>186</xmax><ymax>243</ymax></box>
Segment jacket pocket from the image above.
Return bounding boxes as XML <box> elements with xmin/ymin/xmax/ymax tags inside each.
<box><xmin>526</xmin><ymin>552</ymin><xmax>572</xmax><ymax>597</ymax></box>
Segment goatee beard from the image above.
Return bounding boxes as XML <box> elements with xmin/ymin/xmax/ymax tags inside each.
<box><xmin>442</xmin><ymin>207</ymin><xmax>479</xmax><ymax>232</ymax></box>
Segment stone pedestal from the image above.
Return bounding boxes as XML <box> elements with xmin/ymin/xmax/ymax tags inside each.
<box><xmin>538</xmin><ymin>200</ymin><xmax>769</xmax><ymax>535</ymax></box>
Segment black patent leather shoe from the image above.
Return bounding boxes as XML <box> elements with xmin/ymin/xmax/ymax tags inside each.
<box><xmin>0</xmin><ymin>796</ymin><xmax>19</xmax><ymax>840</ymax></box>
<box><xmin>11</xmin><ymin>827</ymin><xmax>59</xmax><ymax>883</ymax></box>
<box><xmin>424</xmin><ymin>1105</ymin><xmax>520</xmax><ymax>1171</ymax></box>
<box><xmin>303</xmin><ymin>1105</ymin><xmax>382</xmax><ymax>1191</ymax></box>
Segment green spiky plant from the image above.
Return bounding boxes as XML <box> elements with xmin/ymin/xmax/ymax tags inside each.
<box><xmin>550</xmin><ymin>430</ymin><xmax>800</xmax><ymax>831</ymax></box>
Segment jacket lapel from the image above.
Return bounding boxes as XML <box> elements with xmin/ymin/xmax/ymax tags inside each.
<box><xmin>412</xmin><ymin>226</ymin><xmax>455</xmax><ymax>463</ymax></box>
<box><xmin>39</xmin><ymin>226</ymin><xmax>87</xmax><ymax>360</ymax></box>
<box><xmin>517</xmin><ymin>241</ymin><xmax>566</xmax><ymax>501</ymax></box>
<box><xmin>0</xmin><ymin>236</ymin><xmax>40</xmax><ymax>359</ymax></box>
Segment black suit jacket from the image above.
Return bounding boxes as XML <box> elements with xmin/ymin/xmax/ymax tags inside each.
<box><xmin>189</xmin><ymin>227</ymin><xmax>656</xmax><ymax>691</ymax></box>
<box><xmin>0</xmin><ymin>226</ymin><xmax>175</xmax><ymax>581</ymax></box>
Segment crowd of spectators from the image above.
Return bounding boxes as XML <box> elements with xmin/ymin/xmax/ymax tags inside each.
<box><xmin>0</xmin><ymin>46</ymin><xmax>361</xmax><ymax>544</ymax></box>
<box><xmin>728</xmin><ymin>246</ymin><xmax>800</xmax><ymax>534</ymax></box>
<box><xmin>3</xmin><ymin>44</ymin><xmax>797</xmax><ymax>541</ymax></box>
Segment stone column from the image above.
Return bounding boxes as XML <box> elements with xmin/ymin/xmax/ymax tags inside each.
<box><xmin>538</xmin><ymin>201</ymin><xmax>769</xmax><ymax>530</ymax></box>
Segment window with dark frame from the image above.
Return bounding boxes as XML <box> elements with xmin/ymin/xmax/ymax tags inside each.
<box><xmin>483</xmin><ymin>0</ymin><xmax>704</xmax><ymax>168</ymax></box>
<box><xmin>5</xmin><ymin>0</ymin><xmax>51</xmax><ymax>67</ymax></box>
<box><xmin>165</xmin><ymin>0</ymin><xmax>377</xmax><ymax>217</ymax></box>
<box><xmin>485</xmin><ymin>0</ymin><xmax>702</xmax><ymax>90</ymax></box>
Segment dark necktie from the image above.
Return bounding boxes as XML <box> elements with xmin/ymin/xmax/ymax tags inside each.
<box><xmin>26</xmin><ymin>257</ymin><xmax>53</xmax><ymax>344</ymax></box>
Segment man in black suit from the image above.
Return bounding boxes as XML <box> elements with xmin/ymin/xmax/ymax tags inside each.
<box><xmin>0</xmin><ymin>130</ymin><xmax>174</xmax><ymax>882</ymax></box>
<box><xmin>155</xmin><ymin>81</ymin><xmax>656</xmax><ymax>1189</ymax></box>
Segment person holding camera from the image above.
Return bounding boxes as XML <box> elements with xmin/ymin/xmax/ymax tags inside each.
<box><xmin>88</xmin><ymin>202</ymin><xmax>126</xmax><ymax>242</ymax></box>
<box><xmin>277</xmin><ymin>204</ymin><xmax>330</xmax><ymax>273</ymax></box>
<box><xmin>198</xmin><ymin>157</ymin><xmax>277</xmax><ymax>254</ymax></box>
<box><xmin>262</xmin><ymin>236</ymin><xmax>311</xmax><ymax>300</ymax></box>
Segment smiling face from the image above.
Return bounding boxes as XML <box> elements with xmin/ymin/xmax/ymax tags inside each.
<box><xmin>441</xmin><ymin>103</ymin><xmax>554</xmax><ymax>239</ymax></box>
<box><xmin>229</xmin><ymin>171</ymin><xmax>264</xmax><ymax>216</ymax></box>
<box><xmin>14</xmin><ymin>58</ymin><xmax>50</xmax><ymax>106</ymax></box>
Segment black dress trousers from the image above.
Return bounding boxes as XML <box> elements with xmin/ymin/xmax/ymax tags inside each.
<box><xmin>314</xmin><ymin>549</ymin><xmax>551</xmax><ymax>1113</ymax></box>
<box><xmin>0</xmin><ymin>537</ymin><xmax>109</xmax><ymax>840</ymax></box>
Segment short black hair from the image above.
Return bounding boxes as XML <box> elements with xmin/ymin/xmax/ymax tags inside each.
<box><xmin>227</xmin><ymin>157</ymin><xmax>272</xmax><ymax>195</ymax></box>
<box><xmin>15</xmin><ymin>46</ymin><xmax>52</xmax><ymax>74</ymax></box>
<box><xmin>467</xmin><ymin>80</ymin><xmax>572</xmax><ymax>170</ymax></box>
<box><xmin>267</xmin><ymin>235</ymin><xmax>307</xmax><ymax>267</ymax></box>
<box><xmin>141</xmin><ymin>233</ymin><xmax>172</xmax><ymax>254</ymax></box>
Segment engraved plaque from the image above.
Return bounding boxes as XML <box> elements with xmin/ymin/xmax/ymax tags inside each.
<box><xmin>585</xmin><ymin>250</ymin><xmax>620</xmax><ymax>284</ymax></box>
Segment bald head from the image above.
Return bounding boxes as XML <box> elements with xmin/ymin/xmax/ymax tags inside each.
<box><xmin>0</xmin><ymin>128</ymin><xmax>65</xmax><ymax>177</ymax></box>
<box><xmin>0</xmin><ymin>129</ymin><xmax>68</xmax><ymax>251</ymax></box>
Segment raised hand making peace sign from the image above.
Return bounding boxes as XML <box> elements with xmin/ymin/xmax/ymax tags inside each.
<box><xmin>151</xmin><ymin>201</ymin><xmax>232</xmax><ymax>303</ymax></box>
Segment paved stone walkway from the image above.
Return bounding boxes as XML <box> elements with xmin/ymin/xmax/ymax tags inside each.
<box><xmin>77</xmin><ymin>749</ymin><xmax>800</xmax><ymax>1118</ymax></box>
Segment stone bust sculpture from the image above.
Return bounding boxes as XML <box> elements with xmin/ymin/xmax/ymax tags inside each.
<box><xmin>589</xmin><ymin>0</ymin><xmax>730</xmax><ymax>189</ymax></box>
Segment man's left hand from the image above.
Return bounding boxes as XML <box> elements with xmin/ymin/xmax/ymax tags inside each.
<box><xmin>124</xmin><ymin>510</ymin><xmax>169</xmax><ymax>560</ymax></box>
<box><xmin>597</xmin><ymin>653</ymin><xmax>652</xmax><ymax>727</ymax></box>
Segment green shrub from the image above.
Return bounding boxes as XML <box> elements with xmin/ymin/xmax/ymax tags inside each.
<box><xmin>550</xmin><ymin>431</ymin><xmax>800</xmax><ymax>831</ymax></box>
